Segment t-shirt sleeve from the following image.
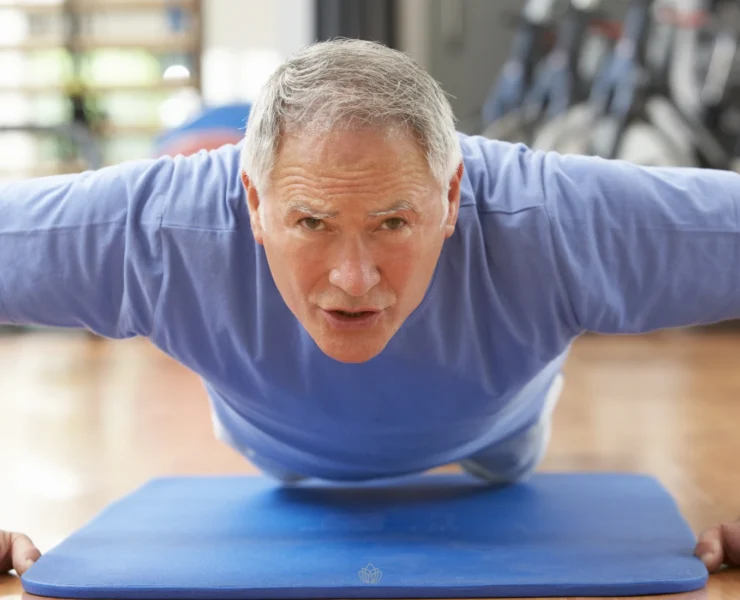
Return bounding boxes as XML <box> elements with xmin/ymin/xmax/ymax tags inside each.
<box><xmin>0</xmin><ymin>157</ymin><xmax>172</xmax><ymax>338</ymax></box>
<box><xmin>540</xmin><ymin>150</ymin><xmax>740</xmax><ymax>333</ymax></box>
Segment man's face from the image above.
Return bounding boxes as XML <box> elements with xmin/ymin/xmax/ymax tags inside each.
<box><xmin>243</xmin><ymin>128</ymin><xmax>462</xmax><ymax>363</ymax></box>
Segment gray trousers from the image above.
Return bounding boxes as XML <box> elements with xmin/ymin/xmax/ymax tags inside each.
<box><xmin>460</xmin><ymin>373</ymin><xmax>563</xmax><ymax>484</ymax></box>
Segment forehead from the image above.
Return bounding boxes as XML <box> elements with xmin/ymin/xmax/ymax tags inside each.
<box><xmin>272</xmin><ymin>127</ymin><xmax>433</xmax><ymax>184</ymax></box>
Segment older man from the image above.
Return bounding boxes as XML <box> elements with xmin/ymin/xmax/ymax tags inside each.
<box><xmin>0</xmin><ymin>38</ymin><xmax>738</xmax><ymax>575</ymax></box>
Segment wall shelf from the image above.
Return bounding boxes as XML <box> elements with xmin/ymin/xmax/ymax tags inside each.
<box><xmin>0</xmin><ymin>79</ymin><xmax>199</xmax><ymax>94</ymax></box>
<box><xmin>0</xmin><ymin>0</ymin><xmax>199</xmax><ymax>14</ymax></box>
<box><xmin>0</xmin><ymin>0</ymin><xmax>203</xmax><ymax>181</ymax></box>
<box><xmin>0</xmin><ymin>34</ymin><xmax>200</xmax><ymax>53</ymax></box>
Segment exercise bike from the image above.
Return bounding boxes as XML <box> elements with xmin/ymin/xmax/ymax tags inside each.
<box><xmin>483</xmin><ymin>0</ymin><xmax>614</xmax><ymax>145</ymax></box>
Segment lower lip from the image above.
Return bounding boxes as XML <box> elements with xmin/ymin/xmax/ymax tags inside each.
<box><xmin>321</xmin><ymin>309</ymin><xmax>384</xmax><ymax>330</ymax></box>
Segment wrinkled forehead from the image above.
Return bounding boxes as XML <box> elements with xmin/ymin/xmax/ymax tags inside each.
<box><xmin>273</xmin><ymin>125</ymin><xmax>430</xmax><ymax>177</ymax></box>
<box><xmin>264</xmin><ymin>127</ymin><xmax>443</xmax><ymax>214</ymax></box>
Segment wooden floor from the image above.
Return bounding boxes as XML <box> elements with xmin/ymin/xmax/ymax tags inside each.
<box><xmin>1</xmin><ymin>329</ymin><xmax>740</xmax><ymax>600</ymax></box>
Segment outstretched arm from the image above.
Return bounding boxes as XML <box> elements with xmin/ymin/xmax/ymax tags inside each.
<box><xmin>536</xmin><ymin>148</ymin><xmax>740</xmax><ymax>571</ymax></box>
<box><xmin>541</xmin><ymin>151</ymin><xmax>740</xmax><ymax>333</ymax></box>
<box><xmin>0</xmin><ymin>158</ymin><xmax>170</xmax><ymax>338</ymax></box>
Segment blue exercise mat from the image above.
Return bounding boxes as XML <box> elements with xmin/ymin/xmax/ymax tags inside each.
<box><xmin>22</xmin><ymin>472</ymin><xmax>707</xmax><ymax>599</ymax></box>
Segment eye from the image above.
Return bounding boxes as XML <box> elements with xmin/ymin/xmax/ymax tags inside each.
<box><xmin>299</xmin><ymin>217</ymin><xmax>325</xmax><ymax>231</ymax></box>
<box><xmin>380</xmin><ymin>218</ymin><xmax>407</xmax><ymax>231</ymax></box>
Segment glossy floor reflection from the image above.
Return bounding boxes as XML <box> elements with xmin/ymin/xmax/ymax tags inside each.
<box><xmin>1</xmin><ymin>329</ymin><xmax>739</xmax><ymax>599</ymax></box>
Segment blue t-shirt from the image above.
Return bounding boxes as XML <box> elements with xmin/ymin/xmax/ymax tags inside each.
<box><xmin>1</xmin><ymin>133</ymin><xmax>739</xmax><ymax>480</ymax></box>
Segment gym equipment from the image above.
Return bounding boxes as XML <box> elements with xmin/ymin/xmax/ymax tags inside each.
<box><xmin>533</xmin><ymin>0</ymin><xmax>653</xmax><ymax>156</ymax></box>
<box><xmin>481</xmin><ymin>0</ymin><xmax>560</xmax><ymax>127</ymax></box>
<box><xmin>524</xmin><ymin>0</ymin><xmax>740</xmax><ymax>169</ymax></box>
<box><xmin>525</xmin><ymin>0</ymin><xmax>605</xmax><ymax>120</ymax></box>
<box><xmin>587</xmin><ymin>0</ymin><xmax>665</xmax><ymax>158</ymax></box>
<box><xmin>651</xmin><ymin>0</ymin><xmax>736</xmax><ymax>169</ymax></box>
<box><xmin>153</xmin><ymin>103</ymin><xmax>251</xmax><ymax>157</ymax></box>
<box><xmin>21</xmin><ymin>472</ymin><xmax>707</xmax><ymax>599</ymax></box>
<box><xmin>531</xmin><ymin>0</ymin><xmax>700</xmax><ymax>166</ymax></box>
<box><xmin>483</xmin><ymin>0</ymin><xmax>612</xmax><ymax>144</ymax></box>
<box><xmin>701</xmin><ymin>2</ymin><xmax>740</xmax><ymax>155</ymax></box>
<box><xmin>678</xmin><ymin>0</ymin><xmax>740</xmax><ymax>169</ymax></box>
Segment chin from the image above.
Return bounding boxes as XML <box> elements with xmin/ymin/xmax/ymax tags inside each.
<box><xmin>297</xmin><ymin>307</ymin><xmax>402</xmax><ymax>363</ymax></box>
<box><xmin>318</xmin><ymin>337</ymin><xmax>390</xmax><ymax>364</ymax></box>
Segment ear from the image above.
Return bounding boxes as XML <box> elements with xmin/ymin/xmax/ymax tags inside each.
<box><xmin>444</xmin><ymin>161</ymin><xmax>464</xmax><ymax>239</ymax></box>
<box><xmin>241</xmin><ymin>171</ymin><xmax>265</xmax><ymax>245</ymax></box>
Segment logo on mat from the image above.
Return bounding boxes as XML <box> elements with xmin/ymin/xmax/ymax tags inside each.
<box><xmin>358</xmin><ymin>563</ymin><xmax>382</xmax><ymax>584</ymax></box>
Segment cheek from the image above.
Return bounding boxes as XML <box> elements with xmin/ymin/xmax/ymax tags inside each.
<box><xmin>376</xmin><ymin>237</ymin><xmax>433</xmax><ymax>284</ymax></box>
<box><xmin>273</xmin><ymin>236</ymin><xmax>328</xmax><ymax>288</ymax></box>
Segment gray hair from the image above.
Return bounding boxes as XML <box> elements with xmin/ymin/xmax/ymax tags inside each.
<box><xmin>240</xmin><ymin>38</ymin><xmax>462</xmax><ymax>213</ymax></box>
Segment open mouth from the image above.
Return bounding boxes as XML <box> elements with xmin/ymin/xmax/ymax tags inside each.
<box><xmin>321</xmin><ymin>308</ymin><xmax>383</xmax><ymax>328</ymax></box>
<box><xmin>330</xmin><ymin>310</ymin><xmax>375</xmax><ymax>319</ymax></box>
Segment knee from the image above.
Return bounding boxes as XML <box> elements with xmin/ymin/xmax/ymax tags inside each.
<box><xmin>459</xmin><ymin>455</ymin><xmax>539</xmax><ymax>485</ymax></box>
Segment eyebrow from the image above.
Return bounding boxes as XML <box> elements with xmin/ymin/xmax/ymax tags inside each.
<box><xmin>285</xmin><ymin>199</ymin><xmax>420</xmax><ymax>219</ymax></box>
<box><xmin>285</xmin><ymin>202</ymin><xmax>338</xmax><ymax>219</ymax></box>
<box><xmin>367</xmin><ymin>200</ymin><xmax>420</xmax><ymax>218</ymax></box>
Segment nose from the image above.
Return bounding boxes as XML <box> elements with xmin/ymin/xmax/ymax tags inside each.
<box><xmin>329</xmin><ymin>237</ymin><xmax>381</xmax><ymax>297</ymax></box>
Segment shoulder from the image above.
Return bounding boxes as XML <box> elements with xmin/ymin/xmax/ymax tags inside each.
<box><xmin>457</xmin><ymin>132</ymin><xmax>549</xmax><ymax>215</ymax></box>
<box><xmin>158</xmin><ymin>142</ymin><xmax>247</xmax><ymax>232</ymax></box>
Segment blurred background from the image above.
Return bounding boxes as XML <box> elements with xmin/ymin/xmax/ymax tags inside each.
<box><xmin>2</xmin><ymin>0</ymin><xmax>739</xmax><ymax>181</ymax></box>
<box><xmin>0</xmin><ymin>0</ymin><xmax>311</xmax><ymax>178</ymax></box>
<box><xmin>2</xmin><ymin>2</ymin><xmax>740</xmax><ymax>581</ymax></box>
